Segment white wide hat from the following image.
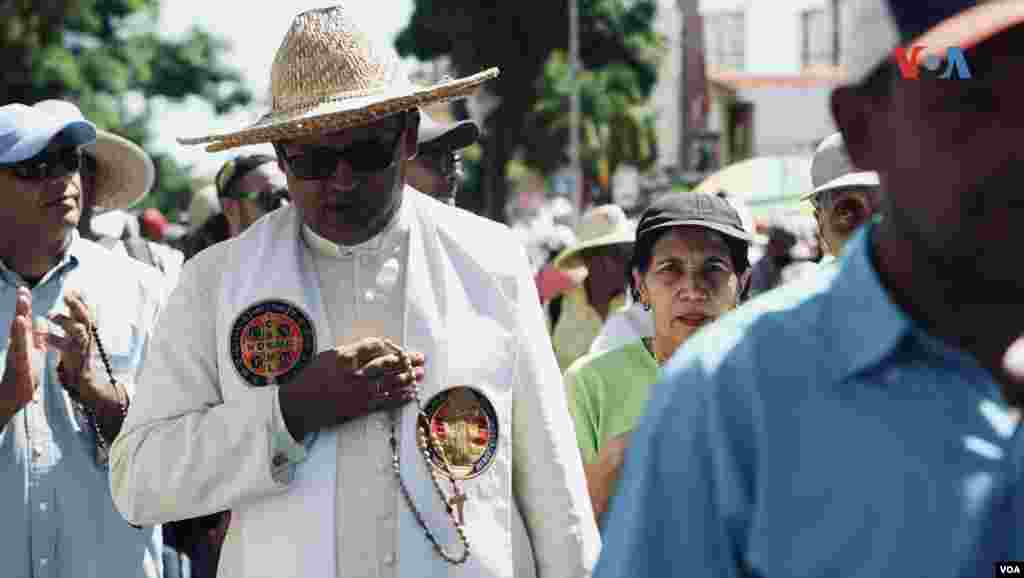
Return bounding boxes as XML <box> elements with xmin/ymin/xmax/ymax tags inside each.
<box><xmin>803</xmin><ymin>132</ymin><xmax>880</xmax><ymax>201</ymax></box>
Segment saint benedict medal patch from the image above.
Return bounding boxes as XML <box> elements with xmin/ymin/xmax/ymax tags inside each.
<box><xmin>418</xmin><ymin>386</ymin><xmax>500</xmax><ymax>480</ymax></box>
<box><xmin>230</xmin><ymin>300</ymin><xmax>316</xmax><ymax>387</ymax></box>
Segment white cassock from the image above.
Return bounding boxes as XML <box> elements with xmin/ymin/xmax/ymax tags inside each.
<box><xmin>110</xmin><ymin>188</ymin><xmax>600</xmax><ymax>578</ymax></box>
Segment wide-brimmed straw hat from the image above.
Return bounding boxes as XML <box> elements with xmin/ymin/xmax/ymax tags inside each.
<box><xmin>553</xmin><ymin>204</ymin><xmax>636</xmax><ymax>271</ymax></box>
<box><xmin>85</xmin><ymin>130</ymin><xmax>155</xmax><ymax>211</ymax></box>
<box><xmin>177</xmin><ymin>5</ymin><xmax>499</xmax><ymax>152</ymax></box>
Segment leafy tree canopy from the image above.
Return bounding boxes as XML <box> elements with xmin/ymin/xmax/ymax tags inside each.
<box><xmin>396</xmin><ymin>0</ymin><xmax>661</xmax><ymax>221</ymax></box>
<box><xmin>0</xmin><ymin>0</ymin><xmax>251</xmax><ymax>219</ymax></box>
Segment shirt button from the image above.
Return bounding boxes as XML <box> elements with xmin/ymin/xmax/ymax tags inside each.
<box><xmin>32</xmin><ymin>448</ymin><xmax>42</xmax><ymax>459</ymax></box>
<box><xmin>39</xmin><ymin>558</ymin><xmax>48</xmax><ymax>566</ymax></box>
<box><xmin>383</xmin><ymin>554</ymin><xmax>395</xmax><ymax>566</ymax></box>
<box><xmin>364</xmin><ymin>289</ymin><xmax>375</xmax><ymax>302</ymax></box>
<box><xmin>39</xmin><ymin>502</ymin><xmax>48</xmax><ymax>512</ymax></box>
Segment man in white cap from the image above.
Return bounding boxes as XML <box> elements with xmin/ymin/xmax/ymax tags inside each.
<box><xmin>547</xmin><ymin>204</ymin><xmax>636</xmax><ymax>372</ymax></box>
<box><xmin>0</xmin><ymin>100</ymin><xmax>166</xmax><ymax>577</ymax></box>
<box><xmin>110</xmin><ymin>6</ymin><xmax>598</xmax><ymax>578</ymax></box>
<box><xmin>596</xmin><ymin>1</ymin><xmax>1024</xmax><ymax>576</ymax></box>
<box><xmin>407</xmin><ymin>112</ymin><xmax>479</xmax><ymax>206</ymax></box>
<box><xmin>803</xmin><ymin>132</ymin><xmax>882</xmax><ymax>260</ymax></box>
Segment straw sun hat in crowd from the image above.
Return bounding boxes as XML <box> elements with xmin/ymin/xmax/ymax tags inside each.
<box><xmin>553</xmin><ymin>204</ymin><xmax>637</xmax><ymax>272</ymax></box>
<box><xmin>85</xmin><ymin>129</ymin><xmax>156</xmax><ymax>211</ymax></box>
<box><xmin>177</xmin><ymin>5</ymin><xmax>499</xmax><ymax>152</ymax></box>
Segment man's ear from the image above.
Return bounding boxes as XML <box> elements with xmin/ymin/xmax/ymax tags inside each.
<box><xmin>631</xmin><ymin>268</ymin><xmax>645</xmax><ymax>302</ymax></box>
<box><xmin>737</xmin><ymin>268</ymin><xmax>753</xmax><ymax>301</ymax></box>
<box><xmin>831</xmin><ymin>85</ymin><xmax>882</xmax><ymax>172</ymax></box>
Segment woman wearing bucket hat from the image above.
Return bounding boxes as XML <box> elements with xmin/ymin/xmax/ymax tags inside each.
<box><xmin>548</xmin><ymin>204</ymin><xmax>636</xmax><ymax>372</ymax></box>
<box><xmin>564</xmin><ymin>191</ymin><xmax>753</xmax><ymax>525</ymax></box>
<box><xmin>110</xmin><ymin>6</ymin><xmax>598</xmax><ymax>578</ymax></box>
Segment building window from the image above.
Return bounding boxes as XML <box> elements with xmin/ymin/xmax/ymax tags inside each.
<box><xmin>704</xmin><ymin>11</ymin><xmax>745</xmax><ymax>71</ymax></box>
<box><xmin>801</xmin><ymin>7</ymin><xmax>835</xmax><ymax>68</ymax></box>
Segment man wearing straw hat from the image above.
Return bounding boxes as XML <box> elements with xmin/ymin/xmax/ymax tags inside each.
<box><xmin>0</xmin><ymin>99</ymin><xmax>167</xmax><ymax>577</ymax></box>
<box><xmin>110</xmin><ymin>6</ymin><xmax>599</xmax><ymax>578</ymax></box>
<box><xmin>548</xmin><ymin>204</ymin><xmax>635</xmax><ymax>372</ymax></box>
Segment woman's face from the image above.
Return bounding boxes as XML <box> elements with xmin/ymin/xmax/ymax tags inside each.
<box><xmin>635</xmin><ymin>226</ymin><xmax>747</xmax><ymax>349</ymax></box>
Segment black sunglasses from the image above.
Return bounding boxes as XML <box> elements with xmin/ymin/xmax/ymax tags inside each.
<box><xmin>277</xmin><ymin>115</ymin><xmax>407</xmax><ymax>180</ymax></box>
<box><xmin>2</xmin><ymin>147</ymin><xmax>83</xmax><ymax>181</ymax></box>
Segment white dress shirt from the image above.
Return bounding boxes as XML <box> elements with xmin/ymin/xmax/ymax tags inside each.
<box><xmin>588</xmin><ymin>301</ymin><xmax>654</xmax><ymax>355</ymax></box>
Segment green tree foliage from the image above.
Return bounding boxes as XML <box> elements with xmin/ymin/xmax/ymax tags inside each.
<box><xmin>0</xmin><ymin>0</ymin><xmax>251</xmax><ymax>219</ymax></box>
<box><xmin>396</xmin><ymin>0</ymin><xmax>661</xmax><ymax>222</ymax></box>
<box><xmin>532</xmin><ymin>50</ymin><xmax>659</xmax><ymax>192</ymax></box>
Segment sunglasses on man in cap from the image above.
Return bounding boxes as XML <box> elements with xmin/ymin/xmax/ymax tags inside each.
<box><xmin>226</xmin><ymin>187</ymin><xmax>290</xmax><ymax>213</ymax></box>
<box><xmin>1</xmin><ymin>146</ymin><xmax>83</xmax><ymax>181</ymax></box>
<box><xmin>274</xmin><ymin>113</ymin><xmax>409</xmax><ymax>180</ymax></box>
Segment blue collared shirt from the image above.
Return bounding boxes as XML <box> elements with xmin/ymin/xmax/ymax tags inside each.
<box><xmin>595</xmin><ymin>225</ymin><xmax>1024</xmax><ymax>578</ymax></box>
<box><xmin>0</xmin><ymin>232</ymin><xmax>166</xmax><ymax>578</ymax></box>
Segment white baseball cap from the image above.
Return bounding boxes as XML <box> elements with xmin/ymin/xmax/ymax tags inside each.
<box><xmin>0</xmin><ymin>100</ymin><xmax>96</xmax><ymax>164</ymax></box>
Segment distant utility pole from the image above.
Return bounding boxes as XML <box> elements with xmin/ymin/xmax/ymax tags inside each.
<box><xmin>569</xmin><ymin>0</ymin><xmax>583</xmax><ymax>215</ymax></box>
<box><xmin>831</xmin><ymin>0</ymin><xmax>840</xmax><ymax>66</ymax></box>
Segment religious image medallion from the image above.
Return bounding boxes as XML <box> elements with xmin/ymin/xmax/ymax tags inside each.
<box><xmin>229</xmin><ymin>300</ymin><xmax>316</xmax><ymax>387</ymax></box>
<box><xmin>418</xmin><ymin>386</ymin><xmax>500</xmax><ymax>480</ymax></box>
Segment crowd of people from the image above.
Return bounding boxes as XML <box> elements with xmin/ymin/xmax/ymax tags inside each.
<box><xmin>2</xmin><ymin>0</ymin><xmax>1024</xmax><ymax>577</ymax></box>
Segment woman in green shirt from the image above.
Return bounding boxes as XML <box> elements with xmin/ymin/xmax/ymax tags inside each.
<box><xmin>565</xmin><ymin>191</ymin><xmax>755</xmax><ymax>524</ymax></box>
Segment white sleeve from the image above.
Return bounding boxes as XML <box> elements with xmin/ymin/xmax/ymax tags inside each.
<box><xmin>511</xmin><ymin>247</ymin><xmax>601</xmax><ymax>578</ymax></box>
<box><xmin>109</xmin><ymin>258</ymin><xmax>308</xmax><ymax>526</ymax></box>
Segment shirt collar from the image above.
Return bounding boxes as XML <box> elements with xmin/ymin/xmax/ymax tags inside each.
<box><xmin>830</xmin><ymin>224</ymin><xmax>1000</xmax><ymax>395</ymax></box>
<box><xmin>0</xmin><ymin>229</ymin><xmax>81</xmax><ymax>287</ymax></box>
<box><xmin>301</xmin><ymin>194</ymin><xmax>410</xmax><ymax>259</ymax></box>
<box><xmin>828</xmin><ymin>224</ymin><xmax>914</xmax><ymax>381</ymax></box>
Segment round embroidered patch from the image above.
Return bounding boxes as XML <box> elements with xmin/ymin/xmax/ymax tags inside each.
<box><xmin>229</xmin><ymin>300</ymin><xmax>316</xmax><ymax>387</ymax></box>
<box><xmin>418</xmin><ymin>386</ymin><xmax>500</xmax><ymax>480</ymax></box>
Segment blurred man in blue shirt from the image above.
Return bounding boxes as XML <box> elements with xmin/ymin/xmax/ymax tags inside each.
<box><xmin>596</xmin><ymin>1</ymin><xmax>1024</xmax><ymax>576</ymax></box>
<box><xmin>0</xmin><ymin>100</ymin><xmax>166</xmax><ymax>577</ymax></box>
